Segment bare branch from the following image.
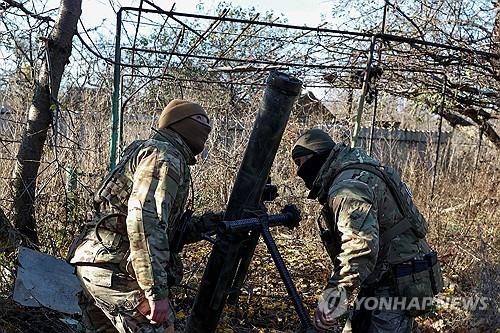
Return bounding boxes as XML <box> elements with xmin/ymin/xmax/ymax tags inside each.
<box><xmin>1</xmin><ymin>0</ymin><xmax>54</xmax><ymax>23</ymax></box>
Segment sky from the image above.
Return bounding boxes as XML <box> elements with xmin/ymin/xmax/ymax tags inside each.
<box><xmin>79</xmin><ymin>0</ymin><xmax>333</xmax><ymax>29</ymax></box>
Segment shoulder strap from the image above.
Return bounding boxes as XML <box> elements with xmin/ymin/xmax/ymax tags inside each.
<box><xmin>336</xmin><ymin>163</ymin><xmax>409</xmax><ymax>220</ymax></box>
<box><xmin>93</xmin><ymin>140</ymin><xmax>146</xmax><ymax>209</ymax></box>
<box><xmin>335</xmin><ymin>163</ymin><xmax>415</xmax><ymax>243</ymax></box>
<box><xmin>380</xmin><ymin>217</ymin><xmax>413</xmax><ymax>244</ymax></box>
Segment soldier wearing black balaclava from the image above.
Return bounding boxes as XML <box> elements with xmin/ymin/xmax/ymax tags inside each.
<box><xmin>292</xmin><ymin>129</ymin><xmax>442</xmax><ymax>333</ymax></box>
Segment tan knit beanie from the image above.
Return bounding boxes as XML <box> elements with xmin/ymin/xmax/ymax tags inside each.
<box><xmin>158</xmin><ymin>99</ymin><xmax>208</xmax><ymax>129</ymax></box>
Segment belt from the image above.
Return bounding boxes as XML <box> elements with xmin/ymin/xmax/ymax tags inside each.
<box><xmin>393</xmin><ymin>252</ymin><xmax>437</xmax><ymax>278</ymax></box>
<box><xmin>368</xmin><ymin>262</ymin><xmax>427</xmax><ymax>288</ymax></box>
<box><xmin>393</xmin><ymin>261</ymin><xmax>429</xmax><ymax>277</ymax></box>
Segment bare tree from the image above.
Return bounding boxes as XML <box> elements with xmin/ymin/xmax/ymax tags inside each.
<box><xmin>10</xmin><ymin>0</ymin><xmax>82</xmax><ymax>245</ymax></box>
<box><xmin>323</xmin><ymin>0</ymin><xmax>499</xmax><ymax>147</ymax></box>
<box><xmin>493</xmin><ymin>1</ymin><xmax>500</xmax><ymax>80</ymax></box>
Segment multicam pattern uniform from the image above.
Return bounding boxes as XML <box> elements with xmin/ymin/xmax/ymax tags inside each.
<box><xmin>313</xmin><ymin>144</ymin><xmax>432</xmax><ymax>333</ymax></box>
<box><xmin>69</xmin><ymin>129</ymin><xmax>193</xmax><ymax>332</ymax></box>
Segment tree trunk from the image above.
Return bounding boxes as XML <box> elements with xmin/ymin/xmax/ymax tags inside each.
<box><xmin>492</xmin><ymin>1</ymin><xmax>499</xmax><ymax>80</ymax></box>
<box><xmin>456</xmin><ymin>108</ymin><xmax>500</xmax><ymax>149</ymax></box>
<box><xmin>0</xmin><ymin>207</ymin><xmax>23</xmax><ymax>251</ymax></box>
<box><xmin>10</xmin><ymin>0</ymin><xmax>82</xmax><ymax>245</ymax></box>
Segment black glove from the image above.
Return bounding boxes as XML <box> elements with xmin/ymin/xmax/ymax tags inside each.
<box><xmin>281</xmin><ymin>204</ymin><xmax>301</xmax><ymax>229</ymax></box>
<box><xmin>173</xmin><ymin>211</ymin><xmax>224</xmax><ymax>252</ymax></box>
<box><xmin>262</xmin><ymin>183</ymin><xmax>279</xmax><ymax>202</ymax></box>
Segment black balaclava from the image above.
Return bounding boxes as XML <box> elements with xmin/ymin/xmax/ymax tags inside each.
<box><xmin>170</xmin><ymin>118</ymin><xmax>211</xmax><ymax>155</ymax></box>
<box><xmin>296</xmin><ymin>151</ymin><xmax>330</xmax><ymax>189</ymax></box>
<box><xmin>292</xmin><ymin>129</ymin><xmax>336</xmax><ymax>189</ymax></box>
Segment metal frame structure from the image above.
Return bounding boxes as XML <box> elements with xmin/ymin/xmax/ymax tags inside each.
<box><xmin>107</xmin><ymin>0</ymin><xmax>498</xmax><ymax>173</ymax></box>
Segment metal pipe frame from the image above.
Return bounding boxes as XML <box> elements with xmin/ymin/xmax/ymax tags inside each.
<box><xmin>430</xmin><ymin>76</ymin><xmax>447</xmax><ymax>200</ymax></box>
<box><xmin>109</xmin><ymin>9</ymin><xmax>122</xmax><ymax>170</ymax></box>
<box><xmin>351</xmin><ymin>36</ymin><xmax>376</xmax><ymax>148</ymax></box>
<box><xmin>368</xmin><ymin>0</ymin><xmax>388</xmax><ymax>155</ymax></box>
<box><xmin>368</xmin><ymin>89</ymin><xmax>379</xmax><ymax>155</ymax></box>
<box><xmin>108</xmin><ymin>2</ymin><xmax>497</xmax><ymax>184</ymax></box>
<box><xmin>118</xmin><ymin>6</ymin><xmax>499</xmax><ymax>59</ymax></box>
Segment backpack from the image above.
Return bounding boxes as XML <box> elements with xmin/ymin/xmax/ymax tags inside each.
<box><xmin>336</xmin><ymin>162</ymin><xmax>428</xmax><ymax>243</ymax></box>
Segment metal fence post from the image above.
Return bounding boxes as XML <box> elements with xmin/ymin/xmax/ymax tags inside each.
<box><xmin>430</xmin><ymin>76</ymin><xmax>446</xmax><ymax>200</ymax></box>
<box><xmin>351</xmin><ymin>36</ymin><xmax>376</xmax><ymax>148</ymax></box>
<box><xmin>109</xmin><ymin>9</ymin><xmax>122</xmax><ymax>170</ymax></box>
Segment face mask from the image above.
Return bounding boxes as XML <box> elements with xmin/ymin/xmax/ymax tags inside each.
<box><xmin>170</xmin><ymin>118</ymin><xmax>211</xmax><ymax>155</ymax></box>
<box><xmin>296</xmin><ymin>153</ymin><xmax>328</xmax><ymax>190</ymax></box>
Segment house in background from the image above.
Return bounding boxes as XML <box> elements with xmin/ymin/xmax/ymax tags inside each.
<box><xmin>290</xmin><ymin>94</ymin><xmax>455</xmax><ymax>171</ymax></box>
<box><xmin>294</xmin><ymin>91</ymin><xmax>335</xmax><ymax>124</ymax></box>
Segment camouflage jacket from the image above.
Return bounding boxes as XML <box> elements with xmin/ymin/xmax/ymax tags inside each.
<box><xmin>70</xmin><ymin>129</ymin><xmax>193</xmax><ymax>301</ymax></box>
<box><xmin>311</xmin><ymin>144</ymin><xmax>431</xmax><ymax>299</ymax></box>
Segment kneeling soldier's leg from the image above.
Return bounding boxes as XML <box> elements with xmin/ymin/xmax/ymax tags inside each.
<box><xmin>78</xmin><ymin>287</ymin><xmax>116</xmax><ymax>333</ymax></box>
<box><xmin>343</xmin><ymin>301</ymin><xmax>372</xmax><ymax>333</ymax></box>
<box><xmin>366</xmin><ymin>286</ymin><xmax>414</xmax><ymax>333</ymax></box>
<box><xmin>76</xmin><ymin>265</ymin><xmax>175</xmax><ymax>333</ymax></box>
<box><xmin>368</xmin><ymin>308</ymin><xmax>413</xmax><ymax>333</ymax></box>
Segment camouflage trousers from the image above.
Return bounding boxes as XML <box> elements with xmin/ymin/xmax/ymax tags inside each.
<box><xmin>342</xmin><ymin>286</ymin><xmax>414</xmax><ymax>333</ymax></box>
<box><xmin>76</xmin><ymin>265</ymin><xmax>175</xmax><ymax>333</ymax></box>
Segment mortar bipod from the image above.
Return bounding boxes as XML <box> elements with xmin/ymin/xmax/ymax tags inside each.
<box><xmin>219</xmin><ymin>205</ymin><xmax>316</xmax><ymax>332</ymax></box>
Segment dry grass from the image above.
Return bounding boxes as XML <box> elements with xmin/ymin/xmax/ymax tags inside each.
<box><xmin>0</xmin><ymin>298</ymin><xmax>76</xmax><ymax>333</ymax></box>
<box><xmin>0</xmin><ymin>84</ymin><xmax>498</xmax><ymax>332</ymax></box>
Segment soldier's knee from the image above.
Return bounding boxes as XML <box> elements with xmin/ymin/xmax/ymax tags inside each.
<box><xmin>369</xmin><ymin>309</ymin><xmax>413</xmax><ymax>333</ymax></box>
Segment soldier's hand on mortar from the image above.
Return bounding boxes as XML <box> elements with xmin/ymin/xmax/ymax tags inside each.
<box><xmin>137</xmin><ymin>298</ymin><xmax>170</xmax><ymax>325</ymax></box>
<box><xmin>313</xmin><ymin>307</ymin><xmax>336</xmax><ymax>332</ymax></box>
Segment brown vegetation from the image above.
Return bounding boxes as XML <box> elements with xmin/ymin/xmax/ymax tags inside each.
<box><xmin>0</xmin><ymin>0</ymin><xmax>498</xmax><ymax>332</ymax></box>
<box><xmin>0</xmin><ymin>87</ymin><xmax>498</xmax><ymax>331</ymax></box>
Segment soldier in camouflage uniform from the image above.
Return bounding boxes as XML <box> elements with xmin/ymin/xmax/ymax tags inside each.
<box><xmin>68</xmin><ymin>99</ymin><xmax>213</xmax><ymax>333</ymax></box>
<box><xmin>291</xmin><ymin>129</ymin><xmax>442</xmax><ymax>333</ymax></box>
